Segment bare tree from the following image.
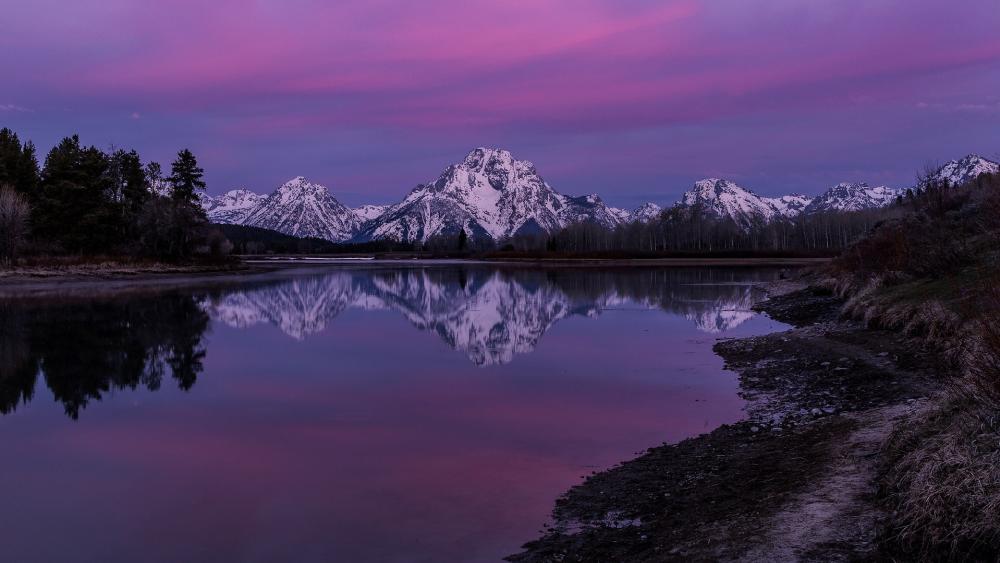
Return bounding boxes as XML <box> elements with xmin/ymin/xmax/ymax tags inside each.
<box><xmin>0</xmin><ymin>185</ymin><xmax>31</xmax><ymax>267</ymax></box>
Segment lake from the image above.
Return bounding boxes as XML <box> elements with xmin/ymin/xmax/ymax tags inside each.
<box><xmin>0</xmin><ymin>264</ymin><xmax>789</xmax><ymax>562</ymax></box>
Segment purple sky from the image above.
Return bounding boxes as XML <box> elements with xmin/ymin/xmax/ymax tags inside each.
<box><xmin>3</xmin><ymin>0</ymin><xmax>999</xmax><ymax>208</ymax></box>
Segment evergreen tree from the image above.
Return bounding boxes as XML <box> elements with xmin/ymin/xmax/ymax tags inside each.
<box><xmin>457</xmin><ymin>228</ymin><xmax>468</xmax><ymax>251</ymax></box>
<box><xmin>168</xmin><ymin>149</ymin><xmax>205</xmax><ymax>205</ymax></box>
<box><xmin>106</xmin><ymin>148</ymin><xmax>148</xmax><ymax>231</ymax></box>
<box><xmin>0</xmin><ymin>128</ymin><xmax>20</xmax><ymax>184</ymax></box>
<box><xmin>0</xmin><ymin>129</ymin><xmax>40</xmax><ymax>197</ymax></box>
<box><xmin>38</xmin><ymin>135</ymin><xmax>113</xmax><ymax>251</ymax></box>
<box><xmin>17</xmin><ymin>141</ymin><xmax>40</xmax><ymax>196</ymax></box>
<box><xmin>144</xmin><ymin>161</ymin><xmax>162</xmax><ymax>194</ymax></box>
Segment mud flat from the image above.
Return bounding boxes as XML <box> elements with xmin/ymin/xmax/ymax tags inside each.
<box><xmin>508</xmin><ymin>281</ymin><xmax>942</xmax><ymax>562</ymax></box>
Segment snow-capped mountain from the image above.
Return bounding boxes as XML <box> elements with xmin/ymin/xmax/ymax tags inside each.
<box><xmin>924</xmin><ymin>154</ymin><xmax>999</xmax><ymax>187</ymax></box>
<box><xmin>202</xmin><ymin>189</ymin><xmax>266</xmax><ymax>223</ymax></box>
<box><xmin>770</xmin><ymin>194</ymin><xmax>813</xmax><ymax>217</ymax></box>
<box><xmin>803</xmin><ymin>182</ymin><xmax>899</xmax><ymax>214</ymax></box>
<box><xmin>241</xmin><ymin>177</ymin><xmax>360</xmax><ymax>241</ymax></box>
<box><xmin>629</xmin><ymin>203</ymin><xmax>663</xmax><ymax>223</ymax></box>
<box><xmin>353</xmin><ymin>148</ymin><xmax>627</xmax><ymax>243</ymax></box>
<box><xmin>352</xmin><ymin>204</ymin><xmax>390</xmax><ymax>222</ymax></box>
<box><xmin>674</xmin><ymin>178</ymin><xmax>785</xmax><ymax>230</ymax></box>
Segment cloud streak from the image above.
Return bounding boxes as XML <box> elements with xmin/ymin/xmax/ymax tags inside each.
<box><xmin>3</xmin><ymin>0</ymin><xmax>999</xmax><ymax>205</ymax></box>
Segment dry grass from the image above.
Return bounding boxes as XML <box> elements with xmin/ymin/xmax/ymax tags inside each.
<box><xmin>876</xmin><ymin>272</ymin><xmax>1000</xmax><ymax>561</ymax></box>
<box><xmin>880</xmin><ymin>392</ymin><xmax>1000</xmax><ymax>561</ymax></box>
<box><xmin>820</xmin><ymin>177</ymin><xmax>1000</xmax><ymax>560</ymax></box>
<box><xmin>0</xmin><ymin>255</ymin><xmax>242</xmax><ymax>279</ymax></box>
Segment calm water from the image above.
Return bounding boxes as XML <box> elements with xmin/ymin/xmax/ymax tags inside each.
<box><xmin>0</xmin><ymin>265</ymin><xmax>789</xmax><ymax>562</ymax></box>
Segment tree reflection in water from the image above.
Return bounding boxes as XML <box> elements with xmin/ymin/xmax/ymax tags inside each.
<box><xmin>0</xmin><ymin>294</ymin><xmax>210</xmax><ymax>419</ymax></box>
<box><xmin>0</xmin><ymin>266</ymin><xmax>781</xmax><ymax>417</ymax></box>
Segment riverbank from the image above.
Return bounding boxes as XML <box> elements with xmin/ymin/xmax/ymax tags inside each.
<box><xmin>0</xmin><ymin>256</ymin><xmax>825</xmax><ymax>297</ymax></box>
<box><xmin>0</xmin><ymin>260</ymin><xmax>269</xmax><ymax>298</ymax></box>
<box><xmin>507</xmin><ymin>278</ymin><xmax>944</xmax><ymax>561</ymax></box>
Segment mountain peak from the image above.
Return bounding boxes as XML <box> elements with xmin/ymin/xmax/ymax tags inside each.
<box><xmin>927</xmin><ymin>153</ymin><xmax>999</xmax><ymax>187</ymax></box>
<box><xmin>457</xmin><ymin>147</ymin><xmax>538</xmax><ymax>190</ymax></box>
<box><xmin>631</xmin><ymin>202</ymin><xmax>663</xmax><ymax>223</ymax></box>
<box><xmin>803</xmin><ymin>182</ymin><xmax>898</xmax><ymax>214</ymax></box>
<box><xmin>355</xmin><ymin>148</ymin><xmax>624</xmax><ymax>243</ymax></box>
<box><xmin>279</xmin><ymin>176</ymin><xmax>318</xmax><ymax>190</ymax></box>
<box><xmin>685</xmin><ymin>178</ymin><xmax>755</xmax><ymax>203</ymax></box>
<box><xmin>679</xmin><ymin>179</ymin><xmax>781</xmax><ymax>230</ymax></box>
<box><xmin>242</xmin><ymin>177</ymin><xmax>358</xmax><ymax>241</ymax></box>
<box><xmin>464</xmin><ymin>147</ymin><xmax>516</xmax><ymax>165</ymax></box>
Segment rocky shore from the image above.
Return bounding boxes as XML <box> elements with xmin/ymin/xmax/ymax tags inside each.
<box><xmin>508</xmin><ymin>280</ymin><xmax>943</xmax><ymax>562</ymax></box>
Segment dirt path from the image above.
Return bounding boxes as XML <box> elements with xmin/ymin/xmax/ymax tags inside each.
<box><xmin>738</xmin><ymin>401</ymin><xmax>929</xmax><ymax>562</ymax></box>
<box><xmin>508</xmin><ymin>285</ymin><xmax>941</xmax><ymax>562</ymax></box>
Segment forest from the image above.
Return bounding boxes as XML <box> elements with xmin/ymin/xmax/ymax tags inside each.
<box><xmin>0</xmin><ymin>127</ymin><xmax>228</xmax><ymax>266</ymax></box>
<box><xmin>485</xmin><ymin>177</ymin><xmax>989</xmax><ymax>258</ymax></box>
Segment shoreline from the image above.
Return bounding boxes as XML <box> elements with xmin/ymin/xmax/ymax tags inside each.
<box><xmin>0</xmin><ymin>256</ymin><xmax>827</xmax><ymax>294</ymax></box>
<box><xmin>507</xmin><ymin>278</ymin><xmax>941</xmax><ymax>561</ymax></box>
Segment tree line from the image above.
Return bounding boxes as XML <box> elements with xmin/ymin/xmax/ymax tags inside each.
<box><xmin>495</xmin><ymin>177</ymin><xmax>991</xmax><ymax>257</ymax></box>
<box><xmin>0</xmin><ymin>126</ymin><xmax>228</xmax><ymax>265</ymax></box>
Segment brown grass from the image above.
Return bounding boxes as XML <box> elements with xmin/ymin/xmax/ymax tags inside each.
<box><xmin>877</xmin><ymin>271</ymin><xmax>1000</xmax><ymax>560</ymax></box>
<box><xmin>880</xmin><ymin>393</ymin><xmax>1000</xmax><ymax>561</ymax></box>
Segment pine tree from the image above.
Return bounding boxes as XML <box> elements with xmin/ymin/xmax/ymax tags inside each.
<box><xmin>145</xmin><ymin>162</ymin><xmax>162</xmax><ymax>194</ymax></box>
<box><xmin>457</xmin><ymin>228</ymin><xmax>468</xmax><ymax>251</ymax></box>
<box><xmin>168</xmin><ymin>149</ymin><xmax>205</xmax><ymax>205</ymax></box>
<box><xmin>38</xmin><ymin>135</ymin><xmax>113</xmax><ymax>251</ymax></box>
<box><xmin>0</xmin><ymin>129</ymin><xmax>39</xmax><ymax>197</ymax></box>
<box><xmin>106</xmin><ymin>148</ymin><xmax>148</xmax><ymax>228</ymax></box>
<box><xmin>17</xmin><ymin>141</ymin><xmax>40</xmax><ymax>196</ymax></box>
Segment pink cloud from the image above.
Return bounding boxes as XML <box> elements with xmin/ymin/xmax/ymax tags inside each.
<box><xmin>3</xmin><ymin>0</ymin><xmax>999</xmax><ymax>200</ymax></box>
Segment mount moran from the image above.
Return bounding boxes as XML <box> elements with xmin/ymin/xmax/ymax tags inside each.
<box><xmin>197</xmin><ymin>149</ymin><xmax>999</xmax><ymax>243</ymax></box>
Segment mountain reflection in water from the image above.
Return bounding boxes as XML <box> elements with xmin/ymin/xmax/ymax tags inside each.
<box><xmin>205</xmin><ymin>267</ymin><xmax>774</xmax><ymax>365</ymax></box>
<box><xmin>0</xmin><ymin>265</ymin><xmax>790</xmax><ymax>563</ymax></box>
<box><xmin>0</xmin><ymin>266</ymin><xmax>776</xmax><ymax>419</ymax></box>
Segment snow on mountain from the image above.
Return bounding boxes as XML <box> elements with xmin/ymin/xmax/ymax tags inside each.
<box><xmin>205</xmin><ymin>275</ymin><xmax>356</xmax><ymax>340</ymax></box>
<box><xmin>353</xmin><ymin>204</ymin><xmax>390</xmax><ymax>223</ymax></box>
<box><xmin>924</xmin><ymin>154</ymin><xmax>999</xmax><ymax>187</ymax></box>
<box><xmin>676</xmin><ymin>178</ymin><xmax>783</xmax><ymax>230</ymax></box>
<box><xmin>768</xmin><ymin>194</ymin><xmax>813</xmax><ymax>217</ymax></box>
<box><xmin>354</xmin><ymin>148</ymin><xmax>627</xmax><ymax>243</ymax></box>
<box><xmin>608</xmin><ymin>205</ymin><xmax>633</xmax><ymax>224</ymax></box>
<box><xmin>205</xmin><ymin>268</ymin><xmax>766</xmax><ymax>365</ymax></box>
<box><xmin>803</xmin><ymin>182</ymin><xmax>899</xmax><ymax>214</ymax></box>
<box><xmin>242</xmin><ymin>177</ymin><xmax>360</xmax><ymax>242</ymax></box>
<box><xmin>202</xmin><ymin>189</ymin><xmax>267</xmax><ymax>224</ymax></box>
<box><xmin>629</xmin><ymin>202</ymin><xmax>663</xmax><ymax>223</ymax></box>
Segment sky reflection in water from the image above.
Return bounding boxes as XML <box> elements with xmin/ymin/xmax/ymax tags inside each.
<box><xmin>0</xmin><ymin>266</ymin><xmax>789</xmax><ymax>562</ymax></box>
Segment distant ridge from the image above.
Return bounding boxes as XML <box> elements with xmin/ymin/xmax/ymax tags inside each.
<box><xmin>195</xmin><ymin>151</ymin><xmax>999</xmax><ymax>242</ymax></box>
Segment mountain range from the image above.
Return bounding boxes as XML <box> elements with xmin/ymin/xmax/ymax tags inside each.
<box><xmin>196</xmin><ymin>150</ymin><xmax>999</xmax><ymax>242</ymax></box>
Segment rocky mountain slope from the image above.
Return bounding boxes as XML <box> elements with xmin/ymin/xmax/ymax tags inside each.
<box><xmin>353</xmin><ymin>148</ymin><xmax>628</xmax><ymax>243</ymax></box>
<box><xmin>352</xmin><ymin>204</ymin><xmax>390</xmax><ymax>222</ymax></box>
<box><xmin>240</xmin><ymin>177</ymin><xmax>360</xmax><ymax>241</ymax></box>
<box><xmin>802</xmin><ymin>183</ymin><xmax>899</xmax><ymax>214</ymax></box>
<box><xmin>673</xmin><ymin>178</ymin><xmax>787</xmax><ymax>230</ymax></box>
<box><xmin>924</xmin><ymin>154</ymin><xmax>998</xmax><ymax>187</ymax></box>
<box><xmin>202</xmin><ymin>189</ymin><xmax>266</xmax><ymax>223</ymax></box>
